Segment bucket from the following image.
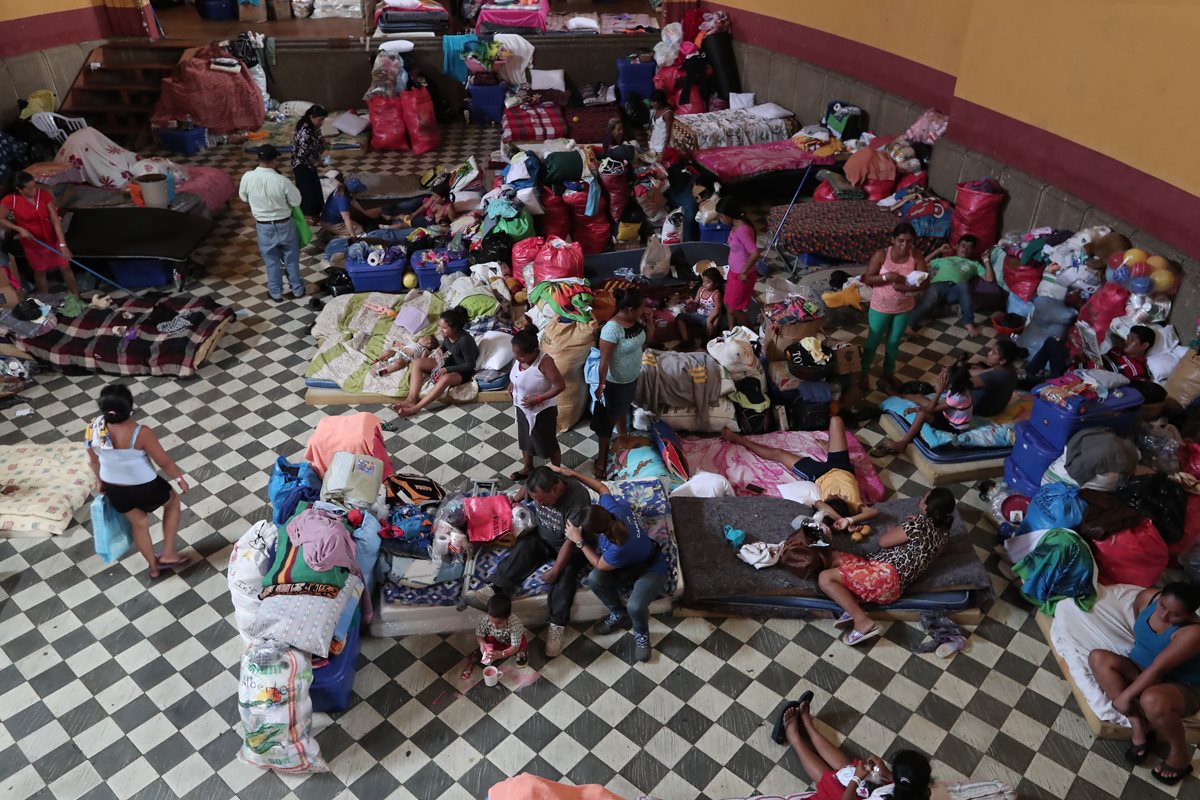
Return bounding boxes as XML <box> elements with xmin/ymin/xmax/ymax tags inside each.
<box><xmin>482</xmin><ymin>665</ymin><xmax>501</xmax><ymax>687</ymax></box>
<box><xmin>136</xmin><ymin>175</ymin><xmax>169</xmax><ymax>208</ymax></box>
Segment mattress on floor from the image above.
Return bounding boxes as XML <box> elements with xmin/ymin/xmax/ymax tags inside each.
<box><xmin>672</xmin><ymin>495</ymin><xmax>992</xmax><ymax>605</ymax></box>
<box><xmin>879</xmin><ymin>414</ymin><xmax>1008</xmax><ymax>487</ymax></box>
<box><xmin>883</xmin><ymin>411</ymin><xmax>1013</xmax><ymax>463</ymax></box>
<box><xmin>372</xmin><ymin>478</ymin><xmax>684</xmax><ymax>636</ymax></box>
<box><xmin>0</xmin><ymin>443</ymin><xmax>94</xmax><ymax>537</ymax></box>
<box><xmin>651</xmin><ymin>396</ymin><xmax>737</xmax><ymax>434</ymax></box>
<box><xmin>767</xmin><ymin>200</ymin><xmax>944</xmax><ymax>264</ymax></box>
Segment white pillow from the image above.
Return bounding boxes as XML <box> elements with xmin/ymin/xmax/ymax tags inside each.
<box><xmin>531</xmin><ymin>68</ymin><xmax>566</xmax><ymax>92</ymax></box>
<box><xmin>278</xmin><ymin>100</ymin><xmax>315</xmax><ymax>118</ymax></box>
<box><xmin>249</xmin><ymin>575</ymin><xmax>361</xmax><ymax>658</ymax></box>
<box><xmin>567</xmin><ymin>16</ymin><xmax>599</xmax><ymax>31</ymax></box>
<box><xmin>378</xmin><ymin>38</ymin><xmax>415</xmax><ymax>53</ymax></box>
<box><xmin>746</xmin><ymin>102</ymin><xmax>793</xmax><ymax>120</ymax></box>
<box><xmin>729</xmin><ymin>92</ymin><xmax>755</xmax><ymax>110</ymax></box>
<box><xmin>476</xmin><ymin>331</ymin><xmax>515</xmax><ymax>371</ymax></box>
<box><xmin>331</xmin><ymin>111</ymin><xmax>369</xmax><ymax>136</ymax></box>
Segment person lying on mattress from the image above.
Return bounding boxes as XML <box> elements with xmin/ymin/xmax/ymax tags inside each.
<box><xmin>465</xmin><ymin>465</ymin><xmax>593</xmax><ymax>659</ymax></box>
<box><xmin>1089</xmin><ymin>583</ymin><xmax>1200</xmax><ymax>786</ymax></box>
<box><xmin>720</xmin><ymin>417</ymin><xmax>879</xmax><ymax>530</ymax></box>
<box><xmin>871</xmin><ymin>362</ymin><xmax>973</xmax><ymax>457</ymax></box>
<box><xmin>817</xmin><ymin>487</ymin><xmax>956</xmax><ymax>646</ymax></box>
<box><xmin>390</xmin><ymin>307</ymin><xmax>478</xmax><ymax>418</ymax></box>
<box><xmin>771</xmin><ymin>692</ymin><xmax>934</xmax><ymax>800</ymax></box>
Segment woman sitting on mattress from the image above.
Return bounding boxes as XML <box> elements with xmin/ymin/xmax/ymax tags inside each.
<box><xmin>817</xmin><ymin>487</ymin><xmax>957</xmax><ymax>647</ymax></box>
<box><xmin>390</xmin><ymin>307</ymin><xmax>478</xmax><ymax>419</ymax></box>
<box><xmin>1089</xmin><ymin>583</ymin><xmax>1200</xmax><ymax>786</ymax></box>
<box><xmin>720</xmin><ymin>417</ymin><xmax>880</xmax><ymax>530</ymax></box>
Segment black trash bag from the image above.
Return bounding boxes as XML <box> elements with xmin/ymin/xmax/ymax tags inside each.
<box><xmin>1116</xmin><ymin>473</ymin><xmax>1187</xmax><ymax>544</ymax></box>
<box><xmin>472</xmin><ymin>232</ymin><xmax>513</xmax><ymax>266</ymax></box>
<box><xmin>623</xmin><ymin>95</ymin><xmax>650</xmax><ymax>128</ymax></box>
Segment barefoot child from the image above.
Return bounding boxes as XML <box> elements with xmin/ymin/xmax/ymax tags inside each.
<box><xmin>873</xmin><ymin>362</ymin><xmax>972</xmax><ymax>456</ymax></box>
<box><xmin>462</xmin><ymin>593</ymin><xmax>528</xmax><ymax>679</ymax></box>
<box><xmin>373</xmin><ymin>335</ymin><xmax>436</xmax><ymax>376</ymax></box>
<box><xmin>675</xmin><ymin>267</ymin><xmax>724</xmax><ymax>345</ymax></box>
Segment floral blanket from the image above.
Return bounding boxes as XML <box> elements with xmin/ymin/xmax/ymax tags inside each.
<box><xmin>767</xmin><ymin>199</ymin><xmax>943</xmax><ymax>264</ymax></box>
<box><xmin>671</xmin><ymin>109</ymin><xmax>798</xmax><ymax>153</ymax></box>
<box><xmin>0</xmin><ymin>444</ymin><xmax>94</xmax><ymax>537</ymax></box>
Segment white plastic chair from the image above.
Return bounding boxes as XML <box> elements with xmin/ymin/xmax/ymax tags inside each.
<box><xmin>30</xmin><ymin>112</ymin><xmax>88</xmax><ymax>145</ymax></box>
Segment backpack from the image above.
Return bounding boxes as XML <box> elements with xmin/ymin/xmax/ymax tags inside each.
<box><xmin>788</xmin><ymin>398</ymin><xmax>831</xmax><ymax>432</ymax></box>
<box><xmin>822</xmin><ymin>101</ymin><xmax>864</xmax><ymax>141</ymax></box>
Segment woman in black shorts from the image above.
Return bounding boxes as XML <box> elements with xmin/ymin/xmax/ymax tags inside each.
<box><xmin>508</xmin><ymin>324</ymin><xmax>566</xmax><ymax>481</ymax></box>
<box><xmin>86</xmin><ymin>384</ymin><xmax>190</xmax><ymax>579</ymax></box>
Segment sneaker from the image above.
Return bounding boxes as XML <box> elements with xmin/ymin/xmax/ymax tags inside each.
<box><xmin>595</xmin><ymin>612</ymin><xmax>631</xmax><ymax>635</ymax></box>
<box><xmin>633</xmin><ymin>632</ymin><xmax>651</xmax><ymax>662</ymax></box>
<box><xmin>464</xmin><ymin>586</ymin><xmax>495</xmax><ymax>611</ymax></box>
<box><xmin>544</xmin><ymin>623</ymin><xmax>565</xmax><ymax>658</ymax></box>
<box><xmin>268</xmin><ymin>292</ymin><xmax>284</xmax><ymax>302</ymax></box>
<box><xmin>292</xmin><ymin>286</ymin><xmax>306</xmax><ymax>299</ymax></box>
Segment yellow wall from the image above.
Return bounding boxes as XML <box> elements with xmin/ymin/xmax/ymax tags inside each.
<box><xmin>729</xmin><ymin>0</ymin><xmax>1200</xmax><ymax>196</ymax></box>
<box><xmin>0</xmin><ymin>0</ymin><xmax>102</xmax><ymax>21</ymax></box>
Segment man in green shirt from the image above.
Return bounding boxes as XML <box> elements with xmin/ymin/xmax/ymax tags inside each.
<box><xmin>908</xmin><ymin>234</ymin><xmax>994</xmax><ymax>337</ymax></box>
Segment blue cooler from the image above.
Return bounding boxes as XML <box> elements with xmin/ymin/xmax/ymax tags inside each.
<box><xmin>467</xmin><ymin>82</ymin><xmax>508</xmax><ymax>125</ymax></box>
<box><xmin>155</xmin><ymin>126</ymin><xmax>207</xmax><ymax>155</ymax></box>
<box><xmin>411</xmin><ymin>249</ymin><xmax>469</xmax><ymax>291</ymax></box>
<box><xmin>311</xmin><ymin>613</ymin><xmax>360</xmax><ymax>713</ymax></box>
<box><xmin>1027</xmin><ymin>384</ymin><xmax>1143</xmax><ymax>450</ymax></box>
<box><xmin>346</xmin><ymin>255</ymin><xmax>406</xmax><ymax>293</ymax></box>
<box><xmin>699</xmin><ymin>222</ymin><xmax>731</xmax><ymax>243</ymax></box>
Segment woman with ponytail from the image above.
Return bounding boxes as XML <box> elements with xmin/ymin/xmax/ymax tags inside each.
<box><xmin>85</xmin><ymin>383</ymin><xmax>190</xmax><ymax>579</ymax></box>
<box><xmin>391</xmin><ymin>306</ymin><xmax>478</xmax><ymax>419</ymax></box>
<box><xmin>773</xmin><ymin>693</ymin><xmax>933</xmax><ymax>800</ymax></box>
<box><xmin>817</xmin><ymin>487</ymin><xmax>957</xmax><ymax>646</ymax></box>
<box><xmin>559</xmin><ymin>465</ymin><xmax>669</xmax><ymax>663</ymax></box>
<box><xmin>291</xmin><ymin>104</ymin><xmax>328</xmax><ymax>221</ymax></box>
<box><xmin>508</xmin><ymin>323</ymin><xmax>565</xmax><ymax>481</ymax></box>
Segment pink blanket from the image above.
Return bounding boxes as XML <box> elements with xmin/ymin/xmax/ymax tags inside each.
<box><xmin>693</xmin><ymin>140</ymin><xmax>835</xmax><ymax>183</ymax></box>
<box><xmin>680</xmin><ymin>430</ymin><xmax>886</xmax><ymax>504</ymax></box>
<box><xmin>176</xmin><ymin>166</ymin><xmax>236</xmax><ymax>214</ymax></box>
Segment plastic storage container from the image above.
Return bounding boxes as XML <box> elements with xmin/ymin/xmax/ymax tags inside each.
<box><xmin>617</xmin><ymin>80</ymin><xmax>655</xmax><ymax>104</ymax></box>
<box><xmin>155</xmin><ymin>126</ymin><xmax>207</xmax><ymax>155</ymax></box>
<box><xmin>411</xmin><ymin>249</ymin><xmax>469</xmax><ymax>291</ymax></box>
<box><xmin>346</xmin><ymin>254</ymin><xmax>407</xmax><ymax>293</ymax></box>
<box><xmin>310</xmin><ymin>612</ymin><xmax>360</xmax><ymax>713</ymax></box>
<box><xmin>617</xmin><ymin>58</ymin><xmax>656</xmax><ymax>84</ymax></box>
<box><xmin>699</xmin><ymin>222</ymin><xmax>731</xmax><ymax>243</ymax></box>
<box><xmin>1007</xmin><ymin>421</ymin><xmax>1060</xmax><ymax>490</ymax></box>
<box><xmin>467</xmin><ymin>82</ymin><xmax>508</xmax><ymax>126</ymax></box>
<box><xmin>197</xmin><ymin>0</ymin><xmax>237</xmax><ymax>21</ymax></box>
<box><xmin>1003</xmin><ymin>454</ymin><xmax>1043</xmax><ymax>499</ymax></box>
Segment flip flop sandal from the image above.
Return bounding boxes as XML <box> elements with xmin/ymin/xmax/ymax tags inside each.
<box><xmin>833</xmin><ymin>612</ymin><xmax>855</xmax><ymax>629</ymax></box>
<box><xmin>154</xmin><ymin>553</ymin><xmax>190</xmax><ymax>570</ymax></box>
<box><xmin>770</xmin><ymin>699</ymin><xmax>800</xmax><ymax>745</ymax></box>
<box><xmin>1152</xmin><ymin>762</ymin><xmax>1193</xmax><ymax>785</ymax></box>
<box><xmin>868</xmin><ymin>443</ymin><xmax>897</xmax><ymax>458</ymax></box>
<box><xmin>842</xmin><ymin>626</ymin><xmax>880</xmax><ymax>647</ymax></box>
<box><xmin>1124</xmin><ymin>733</ymin><xmax>1156</xmax><ymax>766</ymax></box>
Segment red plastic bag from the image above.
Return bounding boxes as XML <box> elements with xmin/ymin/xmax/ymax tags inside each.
<box><xmin>463</xmin><ymin>495</ymin><xmax>513</xmax><ymax>543</ymax></box>
<box><xmin>1074</xmin><ymin>282</ymin><xmax>1130</xmax><ymax>341</ymax></box>
<box><xmin>510</xmin><ymin>236</ymin><xmax>544</xmax><ymax>288</ymax></box>
<box><xmin>896</xmin><ymin>171</ymin><xmax>927</xmax><ymax>191</ymax></box>
<box><xmin>1002</xmin><ymin>259</ymin><xmax>1043</xmax><ymax>303</ymax></box>
<box><xmin>399</xmin><ymin>88</ymin><xmax>441</xmax><ymax>155</ymax></box>
<box><xmin>653</xmin><ymin>64</ymin><xmax>683</xmax><ymax>107</ymax></box>
<box><xmin>368</xmin><ymin>96</ymin><xmax>409</xmax><ymax>151</ymax></box>
<box><xmin>562</xmin><ymin>188</ymin><xmax>588</xmax><ymax>214</ymax></box>
<box><xmin>1169</xmin><ymin>494</ymin><xmax>1200</xmax><ymax>559</ymax></box>
<box><xmin>539</xmin><ymin>187</ymin><xmax>570</xmax><ymax>239</ymax></box>
<box><xmin>599</xmin><ymin>171</ymin><xmax>628</xmax><ymax>223</ymax></box>
<box><xmin>951</xmin><ymin>179</ymin><xmax>1005</xmax><ymax>252</ymax></box>
<box><xmin>1094</xmin><ymin>519</ymin><xmax>1169</xmax><ymax>587</ymax></box>
<box><xmin>572</xmin><ymin>197</ymin><xmax>611</xmax><ymax>255</ymax></box>
<box><xmin>675</xmin><ymin>85</ymin><xmax>708</xmax><ymax>116</ymax></box>
<box><xmin>534</xmin><ymin>237</ymin><xmax>584</xmax><ymax>284</ymax></box>
<box><xmin>862</xmin><ymin>178</ymin><xmax>896</xmax><ymax>201</ymax></box>
<box><xmin>813</xmin><ymin>180</ymin><xmax>837</xmax><ymax>202</ymax></box>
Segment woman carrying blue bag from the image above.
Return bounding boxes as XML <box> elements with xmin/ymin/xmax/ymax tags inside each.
<box><xmin>86</xmin><ymin>383</ymin><xmax>191</xmax><ymax>579</ymax></box>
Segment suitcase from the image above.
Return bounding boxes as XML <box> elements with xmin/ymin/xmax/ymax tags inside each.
<box><xmin>1010</xmin><ymin>421</ymin><xmax>1060</xmax><ymax>485</ymax></box>
<box><xmin>1003</xmin><ymin>454</ymin><xmax>1043</xmax><ymax>498</ymax></box>
<box><xmin>1028</xmin><ymin>384</ymin><xmax>1143</xmax><ymax>450</ymax></box>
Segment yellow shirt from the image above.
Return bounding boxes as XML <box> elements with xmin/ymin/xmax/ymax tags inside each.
<box><xmin>816</xmin><ymin>468</ymin><xmax>862</xmax><ymax>513</ymax></box>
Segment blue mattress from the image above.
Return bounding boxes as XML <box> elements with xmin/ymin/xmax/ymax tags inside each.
<box><xmin>724</xmin><ymin>590</ymin><xmax>972</xmax><ymax>612</ymax></box>
<box><xmin>885</xmin><ymin>411</ymin><xmax>1012</xmax><ymax>464</ymax></box>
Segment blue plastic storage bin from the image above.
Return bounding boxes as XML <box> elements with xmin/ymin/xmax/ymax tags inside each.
<box><xmin>411</xmin><ymin>249</ymin><xmax>469</xmax><ymax>291</ymax></box>
<box><xmin>699</xmin><ymin>222</ymin><xmax>731</xmax><ymax>243</ymax></box>
<box><xmin>197</xmin><ymin>0</ymin><xmax>237</xmax><ymax>21</ymax></box>
<box><xmin>107</xmin><ymin>259</ymin><xmax>175</xmax><ymax>288</ymax></box>
<box><xmin>467</xmin><ymin>82</ymin><xmax>508</xmax><ymax>126</ymax></box>
<box><xmin>1003</xmin><ymin>455</ymin><xmax>1041</xmax><ymax>499</ymax></box>
<box><xmin>617</xmin><ymin>80</ymin><xmax>655</xmax><ymax>103</ymax></box>
<box><xmin>617</xmin><ymin>58</ymin><xmax>656</xmax><ymax>83</ymax></box>
<box><xmin>311</xmin><ymin>612</ymin><xmax>360</xmax><ymax>713</ymax></box>
<box><xmin>346</xmin><ymin>255</ymin><xmax>406</xmax><ymax>293</ymax></box>
<box><xmin>155</xmin><ymin>126</ymin><xmax>207</xmax><ymax>155</ymax></box>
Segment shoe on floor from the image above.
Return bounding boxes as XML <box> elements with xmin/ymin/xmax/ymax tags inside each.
<box><xmin>595</xmin><ymin>612</ymin><xmax>631</xmax><ymax>635</ymax></box>
<box><xmin>268</xmin><ymin>292</ymin><xmax>284</xmax><ymax>302</ymax></box>
<box><xmin>464</xmin><ymin>586</ymin><xmax>494</xmax><ymax>611</ymax></box>
<box><xmin>292</xmin><ymin>287</ymin><xmax>306</xmax><ymax>299</ymax></box>
<box><xmin>633</xmin><ymin>632</ymin><xmax>651</xmax><ymax>662</ymax></box>
<box><xmin>544</xmin><ymin>623</ymin><xmax>565</xmax><ymax>658</ymax></box>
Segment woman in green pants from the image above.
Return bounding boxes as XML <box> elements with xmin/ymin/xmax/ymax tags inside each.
<box><xmin>859</xmin><ymin>223</ymin><xmax>928</xmax><ymax>390</ymax></box>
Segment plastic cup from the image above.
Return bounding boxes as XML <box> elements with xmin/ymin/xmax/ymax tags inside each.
<box><xmin>482</xmin><ymin>666</ymin><xmax>501</xmax><ymax>687</ymax></box>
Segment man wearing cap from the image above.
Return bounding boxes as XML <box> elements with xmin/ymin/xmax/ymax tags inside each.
<box><xmin>238</xmin><ymin>144</ymin><xmax>306</xmax><ymax>301</ymax></box>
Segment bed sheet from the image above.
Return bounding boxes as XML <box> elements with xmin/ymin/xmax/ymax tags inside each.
<box><xmin>0</xmin><ymin>444</ymin><xmax>94</xmax><ymax>536</ymax></box>
<box><xmin>241</xmin><ymin>116</ymin><xmax>365</xmax><ymax>153</ymax></box>
<box><xmin>1049</xmin><ymin>582</ymin><xmax>1141</xmax><ymax>726</ymax></box>
<box><xmin>600</xmin><ymin>13</ymin><xmax>657</xmax><ymax>34</ymax></box>
<box><xmin>767</xmin><ymin>200</ymin><xmax>944</xmax><ymax>264</ymax></box>
<box><xmin>175</xmin><ymin>166</ymin><xmax>236</xmax><ymax>214</ymax></box>
<box><xmin>693</xmin><ymin>140</ymin><xmax>835</xmax><ymax>183</ymax></box>
<box><xmin>880</xmin><ymin>397</ymin><xmax>1022</xmax><ymax>453</ymax></box>
<box><xmin>475</xmin><ymin>0</ymin><xmax>547</xmax><ymax>33</ymax></box>
<box><xmin>680</xmin><ymin>429</ymin><xmax>885</xmax><ymax>503</ymax></box>
<box><xmin>672</xmin><ymin>110</ymin><xmax>798</xmax><ymax>153</ymax></box>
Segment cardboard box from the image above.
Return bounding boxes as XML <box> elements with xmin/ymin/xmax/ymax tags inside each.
<box><xmin>239</xmin><ymin>1</ymin><xmax>268</xmax><ymax>22</ymax></box>
<box><xmin>267</xmin><ymin>0</ymin><xmax>291</xmax><ymax>19</ymax></box>
<box><xmin>762</xmin><ymin>318</ymin><xmax>825</xmax><ymax>361</ymax></box>
<box><xmin>832</xmin><ymin>342</ymin><xmax>862</xmax><ymax>375</ymax></box>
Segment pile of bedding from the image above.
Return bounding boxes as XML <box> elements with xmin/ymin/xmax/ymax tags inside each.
<box><xmin>152</xmin><ymin>44</ymin><xmax>265</xmax><ymax>133</ymax></box>
<box><xmin>0</xmin><ymin>444</ymin><xmax>95</xmax><ymax>537</ymax></box>
<box><xmin>766</xmin><ymin>199</ymin><xmax>944</xmax><ymax>264</ymax></box>
<box><xmin>670</xmin><ymin>108</ymin><xmax>799</xmax><ymax>152</ymax></box>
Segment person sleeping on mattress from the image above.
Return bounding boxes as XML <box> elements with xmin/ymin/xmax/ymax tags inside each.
<box><xmin>872</xmin><ymin>362</ymin><xmax>973</xmax><ymax>457</ymax></box>
<box><xmin>818</xmin><ymin>488</ymin><xmax>956</xmax><ymax>647</ymax></box>
<box><xmin>720</xmin><ymin>417</ymin><xmax>880</xmax><ymax>531</ymax></box>
<box><xmin>1089</xmin><ymin>583</ymin><xmax>1200</xmax><ymax>786</ymax></box>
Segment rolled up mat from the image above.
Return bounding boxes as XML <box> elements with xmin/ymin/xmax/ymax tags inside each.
<box><xmin>702</xmin><ymin>31</ymin><xmax>740</xmax><ymax>100</ymax></box>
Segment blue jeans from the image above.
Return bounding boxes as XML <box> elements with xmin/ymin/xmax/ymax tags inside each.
<box><xmin>1027</xmin><ymin>336</ymin><xmax>1070</xmax><ymax>378</ymax></box>
<box><xmin>256</xmin><ymin>220</ymin><xmax>303</xmax><ymax>298</ymax></box>
<box><xmin>665</xmin><ymin>184</ymin><xmax>699</xmax><ymax>242</ymax></box>
<box><xmin>323</xmin><ymin>227</ymin><xmax>414</xmax><ymax>262</ymax></box>
<box><xmin>587</xmin><ymin>564</ymin><xmax>669</xmax><ymax>636</ymax></box>
<box><xmin>910</xmin><ymin>280</ymin><xmax>974</xmax><ymax>328</ymax></box>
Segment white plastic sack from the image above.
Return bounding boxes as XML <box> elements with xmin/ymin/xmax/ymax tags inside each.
<box><xmin>695</xmin><ymin>184</ymin><xmax>721</xmax><ymax>224</ymax></box>
<box><xmin>660</xmin><ymin>208</ymin><xmax>683</xmax><ymax>246</ymax></box>
<box><xmin>669</xmin><ymin>471</ymin><xmax>735</xmax><ymax>498</ymax></box>
<box><xmin>778</xmin><ymin>480</ymin><xmax>822</xmax><ymax>505</ymax></box>
<box><xmin>331</xmin><ymin>111</ymin><xmax>369</xmax><ymax>136</ymax></box>
<box><xmin>248</xmin><ymin>64</ymin><xmax>270</xmax><ymax>113</ymax></box>
<box><xmin>239</xmin><ymin>642</ymin><xmax>328</xmax><ymax>772</ymax></box>
<box><xmin>640</xmin><ymin>234</ymin><xmax>671</xmax><ymax>278</ymax></box>
<box><xmin>228</xmin><ymin>521</ymin><xmax>274</xmax><ymax>645</ymax></box>
<box><xmin>312</xmin><ymin>0</ymin><xmax>362</xmax><ymax>18</ymax></box>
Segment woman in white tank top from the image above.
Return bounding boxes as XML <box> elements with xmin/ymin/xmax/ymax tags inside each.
<box><xmin>86</xmin><ymin>383</ymin><xmax>191</xmax><ymax>579</ymax></box>
<box><xmin>508</xmin><ymin>325</ymin><xmax>566</xmax><ymax>481</ymax></box>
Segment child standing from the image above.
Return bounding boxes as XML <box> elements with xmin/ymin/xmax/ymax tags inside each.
<box><xmin>874</xmin><ymin>363</ymin><xmax>973</xmax><ymax>456</ymax></box>
<box><xmin>462</xmin><ymin>593</ymin><xmax>528</xmax><ymax>679</ymax></box>
<box><xmin>648</xmin><ymin>90</ymin><xmax>674</xmax><ymax>155</ymax></box>
<box><xmin>909</xmin><ymin>235</ymin><xmax>993</xmax><ymax>337</ymax></box>
<box><xmin>675</xmin><ymin>267</ymin><xmax>725</xmax><ymax>345</ymax></box>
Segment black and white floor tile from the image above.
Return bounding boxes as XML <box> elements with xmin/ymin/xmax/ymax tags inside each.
<box><xmin>0</xmin><ymin>123</ymin><xmax>1182</xmax><ymax>800</ymax></box>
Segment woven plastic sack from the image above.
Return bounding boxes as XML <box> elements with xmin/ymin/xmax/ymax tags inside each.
<box><xmin>399</xmin><ymin>87</ymin><xmax>441</xmax><ymax>155</ymax></box>
<box><xmin>511</xmin><ymin>236</ymin><xmax>544</xmax><ymax>288</ymax></box>
<box><xmin>1167</xmin><ymin>350</ymin><xmax>1200</xmax><ymax>410</ymax></box>
<box><xmin>540</xmin><ymin>317</ymin><xmax>598</xmax><ymax>431</ymax></box>
<box><xmin>571</xmin><ymin>198</ymin><xmax>611</xmax><ymax>255</ymax></box>
<box><xmin>599</xmin><ymin>170</ymin><xmax>629</xmax><ymax>223</ymax></box>
<box><xmin>368</xmin><ymin>96</ymin><xmax>408</xmax><ymax>151</ymax></box>
<box><xmin>951</xmin><ymin>179</ymin><xmax>1005</xmax><ymax>252</ymax></box>
<box><xmin>640</xmin><ymin>234</ymin><xmax>671</xmax><ymax>278</ymax></box>
<box><xmin>534</xmin><ymin>236</ymin><xmax>584</xmax><ymax>284</ymax></box>
<box><xmin>239</xmin><ymin>642</ymin><xmax>328</xmax><ymax>773</ymax></box>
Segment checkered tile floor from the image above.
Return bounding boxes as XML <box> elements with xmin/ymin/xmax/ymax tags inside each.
<box><xmin>0</xmin><ymin>123</ymin><xmax>1183</xmax><ymax>800</ymax></box>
